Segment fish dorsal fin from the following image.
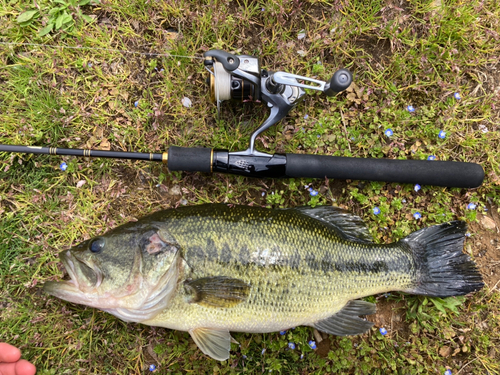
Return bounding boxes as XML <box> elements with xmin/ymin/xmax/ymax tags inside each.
<box><xmin>313</xmin><ymin>300</ymin><xmax>376</xmax><ymax>336</ymax></box>
<box><xmin>185</xmin><ymin>277</ymin><xmax>250</xmax><ymax>308</ymax></box>
<box><xmin>189</xmin><ymin>328</ymin><xmax>232</xmax><ymax>361</ymax></box>
<box><xmin>294</xmin><ymin>206</ymin><xmax>373</xmax><ymax>243</ymax></box>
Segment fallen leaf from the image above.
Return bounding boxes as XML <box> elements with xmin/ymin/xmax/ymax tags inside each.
<box><xmin>100</xmin><ymin>138</ymin><xmax>111</xmax><ymax>151</ymax></box>
<box><xmin>439</xmin><ymin>346</ymin><xmax>451</xmax><ymax>357</ymax></box>
<box><xmin>480</xmin><ymin>215</ymin><xmax>496</xmax><ymax>230</ymax></box>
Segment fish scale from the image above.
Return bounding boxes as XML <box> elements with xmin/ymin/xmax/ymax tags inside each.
<box><xmin>44</xmin><ymin>203</ymin><xmax>483</xmax><ymax>361</ymax></box>
<box><xmin>142</xmin><ymin>205</ymin><xmax>415</xmax><ymax>332</ymax></box>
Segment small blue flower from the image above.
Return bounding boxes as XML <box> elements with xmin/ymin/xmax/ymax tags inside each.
<box><xmin>308</xmin><ymin>340</ymin><xmax>317</xmax><ymax>349</ymax></box>
<box><xmin>439</xmin><ymin>130</ymin><xmax>446</xmax><ymax>139</ymax></box>
<box><xmin>288</xmin><ymin>342</ymin><xmax>296</xmax><ymax>350</ymax></box>
<box><xmin>87</xmin><ymin>62</ymin><xmax>93</xmax><ymax>68</ymax></box>
<box><xmin>279</xmin><ymin>330</ymin><xmax>286</xmax><ymax>335</ymax></box>
<box><xmin>444</xmin><ymin>370</ymin><xmax>452</xmax><ymax>375</ymax></box>
<box><xmin>373</xmin><ymin>207</ymin><xmax>381</xmax><ymax>215</ymax></box>
<box><xmin>310</xmin><ymin>190</ymin><xmax>319</xmax><ymax>197</ymax></box>
<box><xmin>385</xmin><ymin>128</ymin><xmax>393</xmax><ymax>137</ymax></box>
<box><xmin>402</xmin><ymin>199</ymin><xmax>406</xmax><ymax>203</ymax></box>
<box><xmin>406</xmin><ymin>105</ymin><xmax>415</xmax><ymax>113</ymax></box>
<box><xmin>467</xmin><ymin>203</ymin><xmax>477</xmax><ymax>210</ymax></box>
<box><xmin>134</xmin><ymin>100</ymin><xmax>139</xmax><ymax>107</ymax></box>
<box><xmin>454</xmin><ymin>92</ymin><xmax>461</xmax><ymax>100</ymax></box>
<box><xmin>427</xmin><ymin>155</ymin><xmax>436</xmax><ymax>161</ymax></box>
<box><xmin>300</xmin><ymin>353</ymin><xmax>304</xmax><ymax>359</ymax></box>
<box><xmin>317</xmin><ymin>134</ymin><xmax>320</xmax><ymax>138</ymax></box>
<box><xmin>379</xmin><ymin>327</ymin><xmax>388</xmax><ymax>336</ymax></box>
<box><xmin>261</xmin><ymin>348</ymin><xmax>266</xmax><ymax>355</ymax></box>
<box><xmin>59</xmin><ymin>162</ymin><xmax>68</xmax><ymax>171</ymax></box>
<box><xmin>304</xmin><ymin>114</ymin><xmax>309</xmax><ymax>119</ymax></box>
<box><xmin>243</xmin><ymin>355</ymin><xmax>247</xmax><ymax>359</ymax></box>
<box><xmin>262</xmin><ymin>192</ymin><xmax>265</xmax><ymax>196</ymax></box>
<box><xmin>414</xmin><ymin>212</ymin><xmax>422</xmax><ymax>220</ymax></box>
<box><xmin>414</xmin><ymin>184</ymin><xmax>421</xmax><ymax>192</ymax></box>
<box><xmin>149</xmin><ymin>364</ymin><xmax>156</xmax><ymax>372</ymax></box>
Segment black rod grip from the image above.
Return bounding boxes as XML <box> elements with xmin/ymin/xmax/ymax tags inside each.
<box><xmin>167</xmin><ymin>146</ymin><xmax>212</xmax><ymax>173</ymax></box>
<box><xmin>285</xmin><ymin>154</ymin><xmax>484</xmax><ymax>188</ymax></box>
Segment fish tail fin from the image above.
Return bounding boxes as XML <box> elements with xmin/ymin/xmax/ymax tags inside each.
<box><xmin>402</xmin><ymin>221</ymin><xmax>484</xmax><ymax>297</ymax></box>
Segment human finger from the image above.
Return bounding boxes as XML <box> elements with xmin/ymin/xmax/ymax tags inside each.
<box><xmin>16</xmin><ymin>360</ymin><xmax>37</xmax><ymax>375</ymax></box>
<box><xmin>0</xmin><ymin>344</ymin><xmax>21</xmax><ymax>363</ymax></box>
<box><xmin>0</xmin><ymin>362</ymin><xmax>17</xmax><ymax>375</ymax></box>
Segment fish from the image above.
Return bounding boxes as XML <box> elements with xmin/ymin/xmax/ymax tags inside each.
<box><xmin>44</xmin><ymin>204</ymin><xmax>484</xmax><ymax>361</ymax></box>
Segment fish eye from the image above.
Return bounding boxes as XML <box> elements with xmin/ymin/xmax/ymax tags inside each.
<box><xmin>89</xmin><ymin>238</ymin><xmax>105</xmax><ymax>253</ymax></box>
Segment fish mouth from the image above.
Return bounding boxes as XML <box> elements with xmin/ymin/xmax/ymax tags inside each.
<box><xmin>43</xmin><ymin>250</ymin><xmax>103</xmax><ymax>304</ymax></box>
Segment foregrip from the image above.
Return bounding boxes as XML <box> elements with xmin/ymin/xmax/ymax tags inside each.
<box><xmin>285</xmin><ymin>154</ymin><xmax>484</xmax><ymax>188</ymax></box>
<box><xmin>167</xmin><ymin>146</ymin><xmax>212</xmax><ymax>173</ymax></box>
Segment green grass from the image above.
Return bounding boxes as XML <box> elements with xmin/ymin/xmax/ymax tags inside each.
<box><xmin>1</xmin><ymin>0</ymin><xmax>500</xmax><ymax>373</ymax></box>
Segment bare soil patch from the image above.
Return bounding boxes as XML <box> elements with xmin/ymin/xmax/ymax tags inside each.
<box><xmin>469</xmin><ymin>205</ymin><xmax>500</xmax><ymax>290</ymax></box>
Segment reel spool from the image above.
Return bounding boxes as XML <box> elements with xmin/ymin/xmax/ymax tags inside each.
<box><xmin>206</xmin><ymin>52</ymin><xmax>261</xmax><ymax>115</ymax></box>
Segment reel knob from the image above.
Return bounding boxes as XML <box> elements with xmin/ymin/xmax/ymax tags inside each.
<box><xmin>323</xmin><ymin>69</ymin><xmax>353</xmax><ymax>96</ymax></box>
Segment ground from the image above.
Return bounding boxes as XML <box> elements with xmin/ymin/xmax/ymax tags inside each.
<box><xmin>1</xmin><ymin>0</ymin><xmax>499</xmax><ymax>374</ymax></box>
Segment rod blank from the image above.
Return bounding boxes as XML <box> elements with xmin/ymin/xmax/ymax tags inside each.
<box><xmin>0</xmin><ymin>144</ymin><xmax>165</xmax><ymax>162</ymax></box>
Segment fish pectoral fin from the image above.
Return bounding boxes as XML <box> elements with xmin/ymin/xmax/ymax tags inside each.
<box><xmin>293</xmin><ymin>206</ymin><xmax>373</xmax><ymax>243</ymax></box>
<box><xmin>313</xmin><ymin>300</ymin><xmax>376</xmax><ymax>336</ymax></box>
<box><xmin>189</xmin><ymin>327</ymin><xmax>232</xmax><ymax>361</ymax></box>
<box><xmin>185</xmin><ymin>276</ymin><xmax>250</xmax><ymax>308</ymax></box>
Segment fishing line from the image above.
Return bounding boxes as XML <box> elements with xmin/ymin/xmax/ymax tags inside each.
<box><xmin>0</xmin><ymin>41</ymin><xmax>203</xmax><ymax>60</ymax></box>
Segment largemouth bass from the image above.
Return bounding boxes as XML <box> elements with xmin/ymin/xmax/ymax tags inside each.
<box><xmin>44</xmin><ymin>204</ymin><xmax>483</xmax><ymax>360</ymax></box>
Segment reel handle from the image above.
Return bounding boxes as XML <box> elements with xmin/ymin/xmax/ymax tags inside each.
<box><xmin>270</xmin><ymin>68</ymin><xmax>353</xmax><ymax>96</ymax></box>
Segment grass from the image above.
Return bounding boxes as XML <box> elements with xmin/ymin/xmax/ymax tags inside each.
<box><xmin>1</xmin><ymin>0</ymin><xmax>500</xmax><ymax>373</ymax></box>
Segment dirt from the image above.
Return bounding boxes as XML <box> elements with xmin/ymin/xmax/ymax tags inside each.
<box><xmin>355</xmin><ymin>36</ymin><xmax>393</xmax><ymax>66</ymax></box>
<box><xmin>468</xmin><ymin>205</ymin><xmax>500</xmax><ymax>290</ymax></box>
<box><xmin>368</xmin><ymin>298</ymin><xmax>409</xmax><ymax>338</ymax></box>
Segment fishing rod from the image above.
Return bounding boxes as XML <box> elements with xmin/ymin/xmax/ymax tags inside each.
<box><xmin>0</xmin><ymin>49</ymin><xmax>484</xmax><ymax>188</ymax></box>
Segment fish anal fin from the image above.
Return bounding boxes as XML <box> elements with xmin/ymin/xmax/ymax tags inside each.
<box><xmin>189</xmin><ymin>327</ymin><xmax>231</xmax><ymax>361</ymax></box>
<box><xmin>185</xmin><ymin>276</ymin><xmax>250</xmax><ymax>308</ymax></box>
<box><xmin>313</xmin><ymin>300</ymin><xmax>376</xmax><ymax>336</ymax></box>
<box><xmin>293</xmin><ymin>206</ymin><xmax>373</xmax><ymax>243</ymax></box>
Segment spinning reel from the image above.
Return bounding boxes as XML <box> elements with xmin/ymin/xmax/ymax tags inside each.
<box><xmin>0</xmin><ymin>49</ymin><xmax>484</xmax><ymax>188</ymax></box>
<box><xmin>203</xmin><ymin>49</ymin><xmax>352</xmax><ymax>155</ymax></box>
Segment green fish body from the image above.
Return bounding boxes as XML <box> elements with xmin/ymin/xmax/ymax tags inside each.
<box><xmin>44</xmin><ymin>204</ymin><xmax>483</xmax><ymax>360</ymax></box>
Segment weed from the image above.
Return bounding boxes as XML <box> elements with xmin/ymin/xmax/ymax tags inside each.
<box><xmin>1</xmin><ymin>0</ymin><xmax>499</xmax><ymax>373</ymax></box>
